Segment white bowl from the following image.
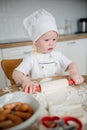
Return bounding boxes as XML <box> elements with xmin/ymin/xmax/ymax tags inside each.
<box><xmin>0</xmin><ymin>91</ymin><xmax>41</xmax><ymax>130</ymax></box>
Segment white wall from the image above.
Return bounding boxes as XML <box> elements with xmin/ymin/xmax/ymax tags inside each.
<box><xmin>0</xmin><ymin>0</ymin><xmax>87</xmax><ymax>41</ymax></box>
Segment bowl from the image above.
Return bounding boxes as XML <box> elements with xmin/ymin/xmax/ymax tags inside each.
<box><xmin>0</xmin><ymin>91</ymin><xmax>41</xmax><ymax>130</ymax></box>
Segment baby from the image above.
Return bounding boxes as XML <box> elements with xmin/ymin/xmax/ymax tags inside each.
<box><xmin>12</xmin><ymin>9</ymin><xmax>84</xmax><ymax>92</ymax></box>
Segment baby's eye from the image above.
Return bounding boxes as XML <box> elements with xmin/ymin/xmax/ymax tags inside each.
<box><xmin>45</xmin><ymin>39</ymin><xmax>49</xmax><ymax>41</ymax></box>
<box><xmin>53</xmin><ymin>39</ymin><xmax>56</xmax><ymax>41</ymax></box>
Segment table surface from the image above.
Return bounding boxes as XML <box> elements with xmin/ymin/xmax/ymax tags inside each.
<box><xmin>0</xmin><ymin>75</ymin><xmax>87</xmax><ymax>130</ymax></box>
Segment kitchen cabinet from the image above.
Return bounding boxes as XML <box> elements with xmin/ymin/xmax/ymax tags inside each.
<box><xmin>0</xmin><ymin>49</ymin><xmax>7</xmax><ymax>88</ymax></box>
<box><xmin>56</xmin><ymin>38</ymin><xmax>87</xmax><ymax>75</ymax></box>
<box><xmin>1</xmin><ymin>45</ymin><xmax>33</xmax><ymax>59</ymax></box>
<box><xmin>0</xmin><ymin>38</ymin><xmax>87</xmax><ymax>88</ymax></box>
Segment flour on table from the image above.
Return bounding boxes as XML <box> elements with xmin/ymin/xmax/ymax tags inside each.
<box><xmin>32</xmin><ymin>79</ymin><xmax>87</xmax><ymax>130</ymax></box>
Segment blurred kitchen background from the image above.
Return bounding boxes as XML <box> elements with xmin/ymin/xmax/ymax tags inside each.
<box><xmin>0</xmin><ymin>0</ymin><xmax>87</xmax><ymax>88</ymax></box>
<box><xmin>0</xmin><ymin>0</ymin><xmax>87</xmax><ymax>41</ymax></box>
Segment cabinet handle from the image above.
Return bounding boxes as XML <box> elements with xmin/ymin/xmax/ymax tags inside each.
<box><xmin>23</xmin><ymin>50</ymin><xmax>32</xmax><ymax>54</ymax></box>
<box><xmin>67</xmin><ymin>41</ymin><xmax>76</xmax><ymax>45</ymax></box>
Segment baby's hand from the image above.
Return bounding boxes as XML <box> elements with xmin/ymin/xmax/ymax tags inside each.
<box><xmin>69</xmin><ymin>73</ymin><xmax>84</xmax><ymax>85</ymax></box>
<box><xmin>22</xmin><ymin>77</ymin><xmax>35</xmax><ymax>93</ymax></box>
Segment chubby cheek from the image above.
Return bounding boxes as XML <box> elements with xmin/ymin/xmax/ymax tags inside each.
<box><xmin>37</xmin><ymin>44</ymin><xmax>48</xmax><ymax>53</ymax></box>
<box><xmin>53</xmin><ymin>43</ymin><xmax>56</xmax><ymax>48</ymax></box>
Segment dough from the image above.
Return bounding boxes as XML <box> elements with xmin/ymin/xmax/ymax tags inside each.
<box><xmin>40</xmin><ymin>79</ymin><xmax>87</xmax><ymax>130</ymax></box>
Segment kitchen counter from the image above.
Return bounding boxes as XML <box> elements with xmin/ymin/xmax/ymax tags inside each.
<box><xmin>58</xmin><ymin>33</ymin><xmax>87</xmax><ymax>42</ymax></box>
<box><xmin>0</xmin><ymin>33</ymin><xmax>87</xmax><ymax>49</ymax></box>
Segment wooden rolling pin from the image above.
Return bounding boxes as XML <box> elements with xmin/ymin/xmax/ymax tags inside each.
<box><xmin>27</xmin><ymin>78</ymin><xmax>74</xmax><ymax>93</ymax></box>
<box><xmin>39</xmin><ymin>78</ymin><xmax>74</xmax><ymax>94</ymax></box>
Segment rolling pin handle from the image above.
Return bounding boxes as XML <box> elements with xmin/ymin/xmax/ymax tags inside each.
<box><xmin>68</xmin><ymin>79</ymin><xmax>75</xmax><ymax>85</ymax></box>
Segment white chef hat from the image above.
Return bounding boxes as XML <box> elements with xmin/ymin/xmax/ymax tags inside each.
<box><xmin>23</xmin><ymin>9</ymin><xmax>58</xmax><ymax>43</ymax></box>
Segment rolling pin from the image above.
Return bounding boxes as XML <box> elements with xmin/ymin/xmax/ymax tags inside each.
<box><xmin>38</xmin><ymin>78</ymin><xmax>75</xmax><ymax>94</ymax></box>
<box><xmin>27</xmin><ymin>78</ymin><xmax>74</xmax><ymax>94</ymax></box>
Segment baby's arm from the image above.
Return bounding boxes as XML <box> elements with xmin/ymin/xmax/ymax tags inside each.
<box><xmin>12</xmin><ymin>70</ymin><xmax>34</xmax><ymax>92</ymax></box>
<box><xmin>67</xmin><ymin>62</ymin><xmax>84</xmax><ymax>84</ymax></box>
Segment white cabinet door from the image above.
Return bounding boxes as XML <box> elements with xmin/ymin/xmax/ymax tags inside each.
<box><xmin>56</xmin><ymin>39</ymin><xmax>87</xmax><ymax>75</ymax></box>
<box><xmin>2</xmin><ymin>45</ymin><xmax>33</xmax><ymax>59</ymax></box>
<box><xmin>0</xmin><ymin>49</ymin><xmax>7</xmax><ymax>88</ymax></box>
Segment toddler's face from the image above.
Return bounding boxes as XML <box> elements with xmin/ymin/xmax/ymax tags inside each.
<box><xmin>35</xmin><ymin>31</ymin><xmax>58</xmax><ymax>53</ymax></box>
